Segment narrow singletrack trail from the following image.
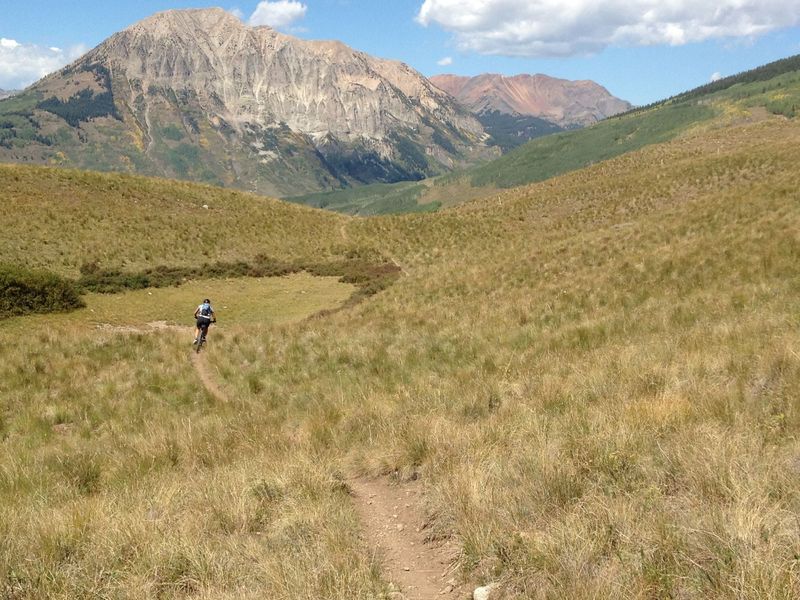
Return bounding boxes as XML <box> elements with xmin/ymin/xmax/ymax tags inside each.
<box><xmin>102</xmin><ymin>320</ymin><xmax>471</xmax><ymax>597</ymax></box>
<box><xmin>97</xmin><ymin>321</ymin><xmax>231</xmax><ymax>403</ymax></box>
<box><xmin>190</xmin><ymin>351</ymin><xmax>230</xmax><ymax>403</ymax></box>
<box><xmin>350</xmin><ymin>478</ymin><xmax>469</xmax><ymax>599</ymax></box>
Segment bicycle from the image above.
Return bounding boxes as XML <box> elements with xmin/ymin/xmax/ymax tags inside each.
<box><xmin>195</xmin><ymin>319</ymin><xmax>214</xmax><ymax>353</ymax></box>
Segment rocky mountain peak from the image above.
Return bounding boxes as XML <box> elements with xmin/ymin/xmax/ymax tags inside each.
<box><xmin>83</xmin><ymin>8</ymin><xmax>483</xmax><ymax>144</ymax></box>
<box><xmin>7</xmin><ymin>8</ymin><xmax>488</xmax><ymax>196</ymax></box>
<box><xmin>431</xmin><ymin>73</ymin><xmax>631</xmax><ymax>128</ymax></box>
<box><xmin>123</xmin><ymin>7</ymin><xmax>247</xmax><ymax>37</ymax></box>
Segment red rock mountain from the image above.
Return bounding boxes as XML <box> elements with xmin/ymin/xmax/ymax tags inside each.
<box><xmin>431</xmin><ymin>74</ymin><xmax>631</xmax><ymax>128</ymax></box>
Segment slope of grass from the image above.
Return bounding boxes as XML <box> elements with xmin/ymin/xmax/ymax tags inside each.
<box><xmin>298</xmin><ymin>56</ymin><xmax>800</xmax><ymax>216</ymax></box>
<box><xmin>0</xmin><ymin>165</ymin><xmax>349</xmax><ymax>276</ymax></box>
<box><xmin>286</xmin><ymin>180</ymin><xmax>439</xmax><ymax>216</ymax></box>
<box><xmin>3</xmin><ymin>115</ymin><xmax>800</xmax><ymax>597</ymax></box>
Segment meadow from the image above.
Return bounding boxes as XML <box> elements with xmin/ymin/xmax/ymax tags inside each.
<box><xmin>2</xmin><ymin>111</ymin><xmax>800</xmax><ymax>598</ymax></box>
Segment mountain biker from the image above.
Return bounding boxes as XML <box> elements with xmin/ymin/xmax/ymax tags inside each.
<box><xmin>193</xmin><ymin>298</ymin><xmax>216</xmax><ymax>345</ymax></box>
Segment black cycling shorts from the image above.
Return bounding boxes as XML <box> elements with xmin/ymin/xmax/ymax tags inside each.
<box><xmin>196</xmin><ymin>318</ymin><xmax>212</xmax><ymax>330</ymax></box>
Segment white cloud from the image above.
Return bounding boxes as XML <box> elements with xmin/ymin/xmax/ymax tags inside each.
<box><xmin>248</xmin><ymin>1</ymin><xmax>307</xmax><ymax>29</ymax></box>
<box><xmin>437</xmin><ymin>56</ymin><xmax>453</xmax><ymax>66</ymax></box>
<box><xmin>0</xmin><ymin>38</ymin><xmax>86</xmax><ymax>89</ymax></box>
<box><xmin>229</xmin><ymin>7</ymin><xmax>245</xmax><ymax>20</ymax></box>
<box><xmin>416</xmin><ymin>0</ymin><xmax>800</xmax><ymax>57</ymax></box>
<box><xmin>710</xmin><ymin>72</ymin><xmax>723</xmax><ymax>82</ymax></box>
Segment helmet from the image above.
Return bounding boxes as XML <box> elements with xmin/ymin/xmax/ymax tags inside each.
<box><xmin>203</xmin><ymin>298</ymin><xmax>211</xmax><ymax>303</ymax></box>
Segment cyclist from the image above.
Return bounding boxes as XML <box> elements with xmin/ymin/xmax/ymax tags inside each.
<box><xmin>193</xmin><ymin>298</ymin><xmax>216</xmax><ymax>345</ymax></box>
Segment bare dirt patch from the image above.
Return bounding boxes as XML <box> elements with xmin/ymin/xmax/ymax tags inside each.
<box><xmin>350</xmin><ymin>477</ymin><xmax>471</xmax><ymax>600</ymax></box>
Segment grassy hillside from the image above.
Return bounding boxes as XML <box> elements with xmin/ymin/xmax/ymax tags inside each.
<box><xmin>0</xmin><ymin>165</ymin><xmax>350</xmax><ymax>276</ymax></box>
<box><xmin>295</xmin><ymin>54</ymin><xmax>800</xmax><ymax>215</ymax></box>
<box><xmin>286</xmin><ymin>180</ymin><xmax>437</xmax><ymax>216</ymax></box>
<box><xmin>3</xmin><ymin>113</ymin><xmax>800</xmax><ymax>597</ymax></box>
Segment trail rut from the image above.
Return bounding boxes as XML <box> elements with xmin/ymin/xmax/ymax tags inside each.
<box><xmin>97</xmin><ymin>321</ymin><xmax>230</xmax><ymax>403</ymax></box>
<box><xmin>350</xmin><ymin>478</ymin><xmax>469</xmax><ymax>599</ymax></box>
<box><xmin>190</xmin><ymin>351</ymin><xmax>230</xmax><ymax>403</ymax></box>
<box><xmin>102</xmin><ymin>321</ymin><xmax>469</xmax><ymax>597</ymax></box>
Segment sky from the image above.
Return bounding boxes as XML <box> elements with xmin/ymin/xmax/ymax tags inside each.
<box><xmin>1</xmin><ymin>0</ymin><xmax>799</xmax><ymax>105</ymax></box>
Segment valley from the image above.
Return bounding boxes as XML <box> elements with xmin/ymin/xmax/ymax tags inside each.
<box><xmin>2</xmin><ymin>107</ymin><xmax>800</xmax><ymax>597</ymax></box>
<box><xmin>2</xmin><ymin>9</ymin><xmax>800</xmax><ymax>599</ymax></box>
<box><xmin>293</xmin><ymin>54</ymin><xmax>800</xmax><ymax>215</ymax></box>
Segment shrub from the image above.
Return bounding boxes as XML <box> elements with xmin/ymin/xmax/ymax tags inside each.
<box><xmin>77</xmin><ymin>254</ymin><xmax>401</xmax><ymax>302</ymax></box>
<box><xmin>0</xmin><ymin>264</ymin><xmax>85</xmax><ymax>316</ymax></box>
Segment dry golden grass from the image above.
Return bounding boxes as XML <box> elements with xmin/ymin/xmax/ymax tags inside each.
<box><xmin>3</xmin><ymin>115</ymin><xmax>800</xmax><ymax>598</ymax></box>
<box><xmin>0</xmin><ymin>165</ymin><xmax>348</xmax><ymax>277</ymax></box>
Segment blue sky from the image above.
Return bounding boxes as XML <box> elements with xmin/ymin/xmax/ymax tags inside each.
<box><xmin>1</xmin><ymin>0</ymin><xmax>799</xmax><ymax>105</ymax></box>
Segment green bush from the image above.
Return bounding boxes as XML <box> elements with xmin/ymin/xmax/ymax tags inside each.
<box><xmin>0</xmin><ymin>264</ymin><xmax>85</xmax><ymax>316</ymax></box>
<box><xmin>77</xmin><ymin>254</ymin><xmax>401</xmax><ymax>301</ymax></box>
<box><xmin>77</xmin><ymin>257</ymin><xmax>299</xmax><ymax>294</ymax></box>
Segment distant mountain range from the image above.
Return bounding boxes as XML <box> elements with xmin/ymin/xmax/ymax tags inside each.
<box><xmin>431</xmin><ymin>74</ymin><xmax>631</xmax><ymax>149</ymax></box>
<box><xmin>431</xmin><ymin>74</ymin><xmax>631</xmax><ymax>128</ymax></box>
<box><xmin>291</xmin><ymin>53</ymin><xmax>800</xmax><ymax>215</ymax></box>
<box><xmin>0</xmin><ymin>89</ymin><xmax>17</xmax><ymax>100</ymax></box>
<box><xmin>0</xmin><ymin>8</ymin><xmax>489</xmax><ymax>196</ymax></box>
<box><xmin>0</xmin><ymin>9</ymin><xmax>631</xmax><ymax>196</ymax></box>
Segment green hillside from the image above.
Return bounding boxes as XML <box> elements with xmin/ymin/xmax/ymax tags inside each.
<box><xmin>286</xmin><ymin>180</ymin><xmax>436</xmax><ymax>216</ymax></box>
<box><xmin>3</xmin><ymin>108</ymin><xmax>800</xmax><ymax>597</ymax></box>
<box><xmin>295</xmin><ymin>53</ymin><xmax>800</xmax><ymax>215</ymax></box>
<box><xmin>0</xmin><ymin>164</ymin><xmax>347</xmax><ymax>276</ymax></box>
<box><xmin>466</xmin><ymin>56</ymin><xmax>800</xmax><ymax>190</ymax></box>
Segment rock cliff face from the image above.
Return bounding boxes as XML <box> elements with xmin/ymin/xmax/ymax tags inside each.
<box><xmin>0</xmin><ymin>9</ymin><xmax>487</xmax><ymax>196</ymax></box>
<box><xmin>431</xmin><ymin>73</ymin><xmax>631</xmax><ymax>128</ymax></box>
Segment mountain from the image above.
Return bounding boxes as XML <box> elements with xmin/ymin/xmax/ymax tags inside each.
<box><xmin>292</xmin><ymin>54</ymin><xmax>800</xmax><ymax>215</ymax></box>
<box><xmin>0</xmin><ymin>8</ymin><xmax>488</xmax><ymax>196</ymax></box>
<box><xmin>431</xmin><ymin>73</ymin><xmax>632</xmax><ymax>129</ymax></box>
<box><xmin>431</xmin><ymin>73</ymin><xmax>631</xmax><ymax>150</ymax></box>
<box><xmin>0</xmin><ymin>89</ymin><xmax>18</xmax><ymax>100</ymax></box>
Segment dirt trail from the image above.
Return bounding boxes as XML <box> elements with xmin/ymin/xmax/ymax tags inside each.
<box><xmin>101</xmin><ymin>320</ymin><xmax>471</xmax><ymax>597</ymax></box>
<box><xmin>190</xmin><ymin>351</ymin><xmax>229</xmax><ymax>403</ymax></box>
<box><xmin>350</xmin><ymin>478</ymin><xmax>469</xmax><ymax>600</ymax></box>
<box><xmin>97</xmin><ymin>321</ymin><xmax>230</xmax><ymax>403</ymax></box>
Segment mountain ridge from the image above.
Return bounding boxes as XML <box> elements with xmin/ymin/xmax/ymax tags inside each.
<box><xmin>291</xmin><ymin>54</ymin><xmax>800</xmax><ymax>214</ymax></box>
<box><xmin>430</xmin><ymin>72</ymin><xmax>631</xmax><ymax>128</ymax></box>
<box><xmin>0</xmin><ymin>8</ymin><xmax>490</xmax><ymax>196</ymax></box>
